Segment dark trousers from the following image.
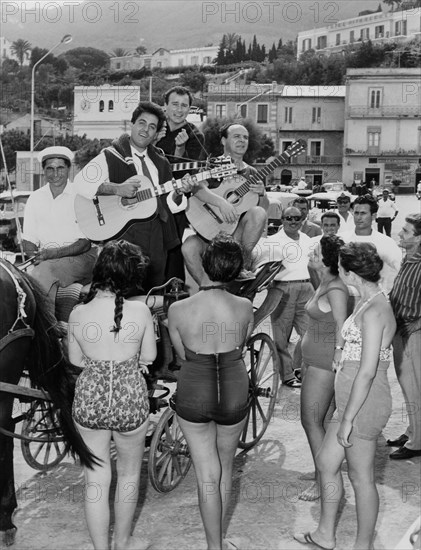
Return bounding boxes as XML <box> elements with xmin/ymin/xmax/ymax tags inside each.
<box><xmin>377</xmin><ymin>217</ymin><xmax>392</xmax><ymax>237</ymax></box>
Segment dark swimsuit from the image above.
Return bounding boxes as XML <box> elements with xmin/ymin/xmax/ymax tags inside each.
<box><xmin>176</xmin><ymin>347</ymin><xmax>249</xmax><ymax>425</ymax></box>
<box><xmin>175</xmin><ymin>285</ymin><xmax>250</xmax><ymax>425</ymax></box>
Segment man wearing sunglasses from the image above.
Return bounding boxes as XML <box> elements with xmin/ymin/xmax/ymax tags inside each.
<box><xmin>292</xmin><ymin>197</ymin><xmax>322</xmax><ymax>238</ymax></box>
<box><xmin>255</xmin><ymin>206</ymin><xmax>313</xmax><ymax>387</ymax></box>
<box><xmin>23</xmin><ymin>146</ymin><xmax>97</xmax><ymax>305</ymax></box>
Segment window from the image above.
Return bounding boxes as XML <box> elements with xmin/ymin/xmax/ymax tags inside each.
<box><xmin>310</xmin><ymin>141</ymin><xmax>322</xmax><ymax>156</ymax></box>
<box><xmin>236</xmin><ymin>104</ymin><xmax>247</xmax><ymax>118</ymax></box>
<box><xmin>116</xmin><ymin>62</ymin><xmax>121</xmax><ymax>70</ymax></box>
<box><xmin>375</xmin><ymin>25</ymin><xmax>384</xmax><ymax>38</ymax></box>
<box><xmin>191</xmin><ymin>56</ymin><xmax>198</xmax><ymax>65</ymax></box>
<box><xmin>257</xmin><ymin>104</ymin><xmax>268</xmax><ymax>123</ymax></box>
<box><xmin>99</xmin><ymin>100</ymin><xmax>104</xmax><ymax>112</ymax></box>
<box><xmin>350</xmin><ymin>31</ymin><xmax>355</xmax><ymax>43</ymax></box>
<box><xmin>360</xmin><ymin>28</ymin><xmax>370</xmax><ymax>40</ymax></box>
<box><xmin>108</xmin><ymin>100</ymin><xmax>114</xmax><ymax>112</ymax></box>
<box><xmin>178</xmin><ymin>59</ymin><xmax>183</xmax><ymax>66</ymax></box>
<box><xmin>316</xmin><ymin>35</ymin><xmax>327</xmax><ymax>49</ymax></box>
<box><xmin>368</xmin><ymin>129</ymin><xmax>381</xmax><ymax>153</ymax></box>
<box><xmin>302</xmin><ymin>38</ymin><xmax>312</xmax><ymax>52</ymax></box>
<box><xmin>215</xmin><ymin>104</ymin><xmax>227</xmax><ymax>118</ymax></box>
<box><xmin>203</xmin><ymin>56</ymin><xmax>211</xmax><ymax>64</ymax></box>
<box><xmin>312</xmin><ymin>107</ymin><xmax>321</xmax><ymax>124</ymax></box>
<box><xmin>369</xmin><ymin>89</ymin><xmax>382</xmax><ymax>109</ymax></box>
<box><xmin>284</xmin><ymin>107</ymin><xmax>292</xmax><ymax>123</ymax></box>
<box><xmin>395</xmin><ymin>20</ymin><xmax>407</xmax><ymax>36</ymax></box>
<box><xmin>336</xmin><ymin>33</ymin><xmax>341</xmax><ymax>46</ymax></box>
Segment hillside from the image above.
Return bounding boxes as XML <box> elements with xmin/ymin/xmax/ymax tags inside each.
<box><xmin>2</xmin><ymin>0</ymin><xmax>384</xmax><ymax>53</ymax></box>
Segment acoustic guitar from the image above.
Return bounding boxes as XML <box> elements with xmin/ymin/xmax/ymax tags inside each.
<box><xmin>75</xmin><ymin>162</ymin><xmax>236</xmax><ymax>242</ymax></box>
<box><xmin>186</xmin><ymin>139</ymin><xmax>307</xmax><ymax>240</ymax></box>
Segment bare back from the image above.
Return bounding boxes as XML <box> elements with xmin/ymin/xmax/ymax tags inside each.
<box><xmin>68</xmin><ymin>297</ymin><xmax>156</xmax><ymax>366</ymax></box>
<box><xmin>168</xmin><ymin>290</ymin><xmax>254</xmax><ymax>357</ymax></box>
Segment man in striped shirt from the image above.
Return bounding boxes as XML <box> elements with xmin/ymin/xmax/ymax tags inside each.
<box><xmin>388</xmin><ymin>213</ymin><xmax>421</xmax><ymax>459</ymax></box>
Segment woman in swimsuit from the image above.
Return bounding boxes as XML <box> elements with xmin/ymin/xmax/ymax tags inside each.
<box><xmin>299</xmin><ymin>236</ymin><xmax>349</xmax><ymax>502</ymax></box>
<box><xmin>68</xmin><ymin>240</ymin><xmax>156</xmax><ymax>550</ymax></box>
<box><xmin>168</xmin><ymin>234</ymin><xmax>254</xmax><ymax>550</ymax></box>
<box><xmin>295</xmin><ymin>242</ymin><xmax>396</xmax><ymax>550</ymax></box>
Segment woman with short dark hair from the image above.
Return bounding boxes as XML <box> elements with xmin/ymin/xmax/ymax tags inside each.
<box><xmin>168</xmin><ymin>234</ymin><xmax>254</xmax><ymax>550</ymax></box>
<box><xmin>299</xmin><ymin>236</ymin><xmax>349</xmax><ymax>501</ymax></box>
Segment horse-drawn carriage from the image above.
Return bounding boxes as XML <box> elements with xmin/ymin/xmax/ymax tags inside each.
<box><xmin>0</xmin><ymin>257</ymin><xmax>283</xmax><ymax>543</ymax></box>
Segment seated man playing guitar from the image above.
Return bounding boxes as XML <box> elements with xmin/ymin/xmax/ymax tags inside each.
<box><xmin>182</xmin><ymin>122</ymin><xmax>269</xmax><ymax>285</ymax></box>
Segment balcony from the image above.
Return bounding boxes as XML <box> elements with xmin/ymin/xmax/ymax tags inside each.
<box><xmin>348</xmin><ymin>106</ymin><xmax>421</xmax><ymax>118</ymax></box>
<box><xmin>289</xmin><ymin>155</ymin><xmax>342</xmax><ymax>165</ymax></box>
<box><xmin>345</xmin><ymin>148</ymin><xmax>419</xmax><ymax>157</ymax></box>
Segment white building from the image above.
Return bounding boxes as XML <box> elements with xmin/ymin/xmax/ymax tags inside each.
<box><xmin>73</xmin><ymin>85</ymin><xmax>141</xmax><ymax>140</ymax></box>
<box><xmin>0</xmin><ymin>36</ymin><xmax>31</xmax><ymax>66</ymax></box>
<box><xmin>110</xmin><ymin>45</ymin><xmax>218</xmax><ymax>72</ymax></box>
<box><xmin>297</xmin><ymin>5</ymin><xmax>421</xmax><ymax>58</ymax></box>
<box><xmin>343</xmin><ymin>68</ymin><xmax>421</xmax><ymax>192</ymax></box>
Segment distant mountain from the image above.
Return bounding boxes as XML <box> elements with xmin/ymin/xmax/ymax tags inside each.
<box><xmin>2</xmin><ymin>0</ymin><xmax>384</xmax><ymax>54</ymax></box>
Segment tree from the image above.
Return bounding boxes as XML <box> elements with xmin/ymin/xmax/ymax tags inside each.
<box><xmin>74</xmin><ymin>138</ymin><xmax>112</xmax><ymax>169</ymax></box>
<box><xmin>30</xmin><ymin>46</ymin><xmax>55</xmax><ymax>68</ymax></box>
<box><xmin>10</xmin><ymin>39</ymin><xmax>31</xmax><ymax>67</ymax></box>
<box><xmin>268</xmin><ymin>43</ymin><xmax>278</xmax><ymax>63</ymax></box>
<box><xmin>201</xmin><ymin>117</ymin><xmax>268</xmax><ymax>163</ymax></box>
<box><xmin>382</xmin><ymin>0</ymin><xmax>402</xmax><ymax>10</ymax></box>
<box><xmin>180</xmin><ymin>70</ymin><xmax>207</xmax><ymax>93</ymax></box>
<box><xmin>63</xmin><ymin>47</ymin><xmax>109</xmax><ymax>70</ymax></box>
<box><xmin>135</xmin><ymin>45</ymin><xmax>147</xmax><ymax>55</ymax></box>
<box><xmin>110</xmin><ymin>48</ymin><xmax>130</xmax><ymax>58</ymax></box>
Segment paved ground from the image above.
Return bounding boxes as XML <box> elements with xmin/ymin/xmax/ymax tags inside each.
<box><xmin>4</xmin><ymin>195</ymin><xmax>421</xmax><ymax>549</ymax></box>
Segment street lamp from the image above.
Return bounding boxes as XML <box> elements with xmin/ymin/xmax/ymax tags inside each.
<box><xmin>30</xmin><ymin>34</ymin><xmax>72</xmax><ymax>189</ymax></box>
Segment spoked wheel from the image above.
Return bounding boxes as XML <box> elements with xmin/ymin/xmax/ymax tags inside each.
<box><xmin>21</xmin><ymin>399</ymin><xmax>67</xmax><ymax>470</ymax></box>
<box><xmin>148</xmin><ymin>407</ymin><xmax>192</xmax><ymax>493</ymax></box>
<box><xmin>238</xmin><ymin>333</ymin><xmax>280</xmax><ymax>450</ymax></box>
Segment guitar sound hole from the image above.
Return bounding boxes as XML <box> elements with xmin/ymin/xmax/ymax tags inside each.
<box><xmin>225</xmin><ymin>190</ymin><xmax>240</xmax><ymax>205</ymax></box>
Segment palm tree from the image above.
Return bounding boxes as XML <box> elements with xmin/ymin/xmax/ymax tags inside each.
<box><xmin>109</xmin><ymin>48</ymin><xmax>130</xmax><ymax>58</ymax></box>
<box><xmin>10</xmin><ymin>39</ymin><xmax>31</xmax><ymax>67</ymax></box>
<box><xmin>225</xmin><ymin>33</ymin><xmax>240</xmax><ymax>53</ymax></box>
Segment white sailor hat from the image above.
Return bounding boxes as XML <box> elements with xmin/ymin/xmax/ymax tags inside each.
<box><xmin>337</xmin><ymin>191</ymin><xmax>351</xmax><ymax>200</ymax></box>
<box><xmin>38</xmin><ymin>146</ymin><xmax>74</xmax><ymax>164</ymax></box>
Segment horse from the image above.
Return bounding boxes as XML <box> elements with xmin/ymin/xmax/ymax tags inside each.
<box><xmin>0</xmin><ymin>258</ymin><xmax>99</xmax><ymax>546</ymax></box>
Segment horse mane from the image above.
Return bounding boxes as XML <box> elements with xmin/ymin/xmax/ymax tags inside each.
<box><xmin>20</xmin><ymin>271</ymin><xmax>100</xmax><ymax>469</ymax></box>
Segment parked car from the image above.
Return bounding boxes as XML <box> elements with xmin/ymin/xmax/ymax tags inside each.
<box><xmin>307</xmin><ymin>191</ymin><xmax>358</xmax><ymax>225</ymax></box>
<box><xmin>0</xmin><ymin>191</ymin><xmax>31</xmax><ymax>250</ymax></box>
<box><xmin>321</xmin><ymin>182</ymin><xmax>345</xmax><ymax>193</ymax></box>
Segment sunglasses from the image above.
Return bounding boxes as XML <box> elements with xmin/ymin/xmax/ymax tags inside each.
<box><xmin>283</xmin><ymin>216</ymin><xmax>302</xmax><ymax>222</ymax></box>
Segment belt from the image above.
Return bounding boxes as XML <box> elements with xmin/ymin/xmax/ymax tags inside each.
<box><xmin>276</xmin><ymin>279</ymin><xmax>310</xmax><ymax>284</ymax></box>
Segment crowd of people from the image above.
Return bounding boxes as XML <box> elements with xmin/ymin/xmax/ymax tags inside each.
<box><xmin>11</xmin><ymin>89</ymin><xmax>420</xmax><ymax>550</ymax></box>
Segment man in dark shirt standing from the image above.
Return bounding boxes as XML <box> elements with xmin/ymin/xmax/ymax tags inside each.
<box><xmin>156</xmin><ymin>86</ymin><xmax>207</xmax><ymax>280</ymax></box>
<box><xmin>388</xmin><ymin>213</ymin><xmax>421</xmax><ymax>459</ymax></box>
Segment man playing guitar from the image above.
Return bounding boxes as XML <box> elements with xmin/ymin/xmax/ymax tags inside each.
<box><xmin>182</xmin><ymin>122</ymin><xmax>269</xmax><ymax>285</ymax></box>
<box><xmin>73</xmin><ymin>101</ymin><xmax>196</xmax><ymax>292</ymax></box>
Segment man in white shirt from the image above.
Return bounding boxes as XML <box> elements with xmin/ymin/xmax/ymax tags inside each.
<box><xmin>376</xmin><ymin>189</ymin><xmax>398</xmax><ymax>237</ymax></box>
<box><xmin>23</xmin><ymin>146</ymin><xmax>97</xmax><ymax>303</ymax></box>
<box><xmin>341</xmin><ymin>195</ymin><xmax>402</xmax><ymax>292</ymax></box>
<box><xmin>335</xmin><ymin>192</ymin><xmax>354</xmax><ymax>234</ymax></box>
<box><xmin>254</xmin><ymin>206</ymin><xmax>313</xmax><ymax>387</ymax></box>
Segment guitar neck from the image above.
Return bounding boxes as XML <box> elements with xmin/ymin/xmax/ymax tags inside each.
<box><xmin>171</xmin><ymin>161</ymin><xmax>203</xmax><ymax>172</ymax></box>
<box><xmin>234</xmin><ymin>150</ymin><xmax>295</xmax><ymax>198</ymax></box>
<box><xmin>134</xmin><ymin>170</ymin><xmax>223</xmax><ymax>202</ymax></box>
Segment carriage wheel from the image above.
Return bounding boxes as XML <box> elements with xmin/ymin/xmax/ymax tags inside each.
<box><xmin>21</xmin><ymin>399</ymin><xmax>67</xmax><ymax>471</ymax></box>
<box><xmin>148</xmin><ymin>407</ymin><xmax>192</xmax><ymax>493</ymax></box>
<box><xmin>238</xmin><ymin>333</ymin><xmax>280</xmax><ymax>450</ymax></box>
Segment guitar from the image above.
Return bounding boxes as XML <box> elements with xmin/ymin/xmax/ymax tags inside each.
<box><xmin>74</xmin><ymin>162</ymin><xmax>237</xmax><ymax>242</ymax></box>
<box><xmin>185</xmin><ymin>139</ymin><xmax>307</xmax><ymax>240</ymax></box>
